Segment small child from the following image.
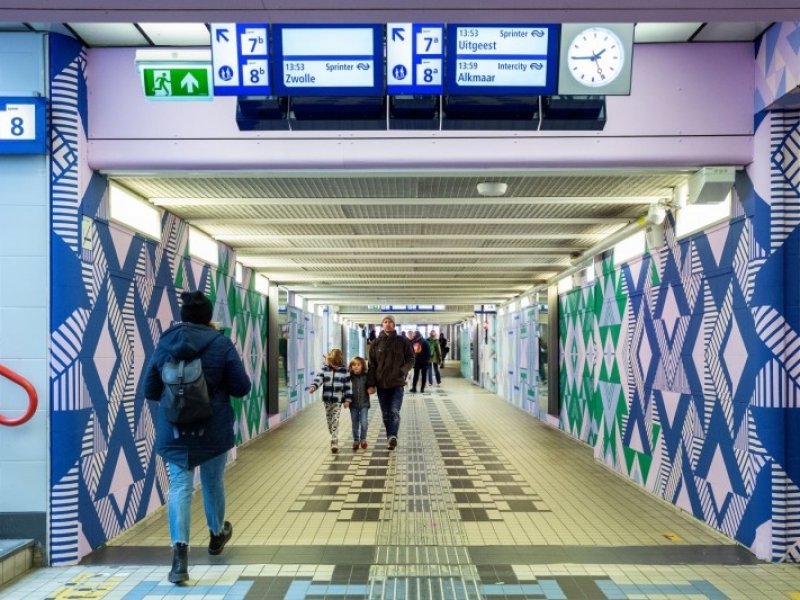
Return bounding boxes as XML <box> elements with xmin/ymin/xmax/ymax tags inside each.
<box><xmin>348</xmin><ymin>357</ymin><xmax>370</xmax><ymax>450</ymax></box>
<box><xmin>308</xmin><ymin>349</ymin><xmax>352</xmax><ymax>454</ymax></box>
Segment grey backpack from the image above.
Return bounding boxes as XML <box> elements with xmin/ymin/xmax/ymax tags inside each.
<box><xmin>161</xmin><ymin>356</ymin><xmax>212</xmax><ymax>425</ymax></box>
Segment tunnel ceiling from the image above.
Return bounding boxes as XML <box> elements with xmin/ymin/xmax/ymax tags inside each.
<box><xmin>111</xmin><ymin>170</ymin><xmax>687</xmax><ymax>322</ymax></box>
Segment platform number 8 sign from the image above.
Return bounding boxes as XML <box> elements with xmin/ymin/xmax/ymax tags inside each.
<box><xmin>0</xmin><ymin>103</ymin><xmax>36</xmax><ymax>140</ymax></box>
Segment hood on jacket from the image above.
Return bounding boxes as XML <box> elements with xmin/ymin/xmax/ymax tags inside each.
<box><xmin>159</xmin><ymin>322</ymin><xmax>220</xmax><ymax>361</ymax></box>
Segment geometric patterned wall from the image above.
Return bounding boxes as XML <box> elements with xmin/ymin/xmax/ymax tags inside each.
<box><xmin>496</xmin><ymin>307</ymin><xmax>539</xmax><ymax>417</ymax></box>
<box><xmin>559</xmin><ymin>109</ymin><xmax>800</xmax><ymax>560</ymax></box>
<box><xmin>755</xmin><ymin>22</ymin><xmax>800</xmax><ymax>112</ymax></box>
<box><xmin>47</xmin><ymin>34</ymin><xmax>269</xmax><ymax>566</ymax></box>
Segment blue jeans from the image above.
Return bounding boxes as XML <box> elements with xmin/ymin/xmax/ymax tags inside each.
<box><xmin>350</xmin><ymin>407</ymin><xmax>369</xmax><ymax>441</ymax></box>
<box><xmin>376</xmin><ymin>386</ymin><xmax>404</xmax><ymax>438</ymax></box>
<box><xmin>167</xmin><ymin>452</ymin><xmax>227</xmax><ymax>545</ymax></box>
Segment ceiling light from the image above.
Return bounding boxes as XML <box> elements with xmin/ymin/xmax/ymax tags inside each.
<box><xmin>476</xmin><ymin>182</ymin><xmax>508</xmax><ymax>197</ymax></box>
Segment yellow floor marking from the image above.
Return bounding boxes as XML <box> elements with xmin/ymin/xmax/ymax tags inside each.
<box><xmin>51</xmin><ymin>572</ymin><xmax>125</xmax><ymax>599</ymax></box>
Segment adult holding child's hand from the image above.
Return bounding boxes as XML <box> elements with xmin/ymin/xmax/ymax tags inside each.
<box><xmin>365</xmin><ymin>315</ymin><xmax>414</xmax><ymax>450</ymax></box>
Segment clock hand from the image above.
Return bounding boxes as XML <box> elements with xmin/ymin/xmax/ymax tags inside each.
<box><xmin>593</xmin><ymin>48</ymin><xmax>607</xmax><ymax>59</ymax></box>
<box><xmin>570</xmin><ymin>55</ymin><xmax>596</xmax><ymax>60</ymax></box>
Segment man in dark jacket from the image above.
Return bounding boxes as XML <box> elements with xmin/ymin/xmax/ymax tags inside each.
<box><xmin>409</xmin><ymin>330</ymin><xmax>431</xmax><ymax>393</ymax></box>
<box><xmin>366</xmin><ymin>315</ymin><xmax>414</xmax><ymax>449</ymax></box>
<box><xmin>143</xmin><ymin>291</ymin><xmax>251</xmax><ymax>584</ymax></box>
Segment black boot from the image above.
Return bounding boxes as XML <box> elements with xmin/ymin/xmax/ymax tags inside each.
<box><xmin>208</xmin><ymin>521</ymin><xmax>233</xmax><ymax>555</ymax></box>
<box><xmin>168</xmin><ymin>542</ymin><xmax>189</xmax><ymax>584</ymax></box>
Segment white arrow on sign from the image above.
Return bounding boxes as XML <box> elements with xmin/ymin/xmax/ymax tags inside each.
<box><xmin>181</xmin><ymin>73</ymin><xmax>199</xmax><ymax>93</ymax></box>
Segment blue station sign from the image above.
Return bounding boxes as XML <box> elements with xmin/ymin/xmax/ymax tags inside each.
<box><xmin>210</xmin><ymin>23</ymin><xmax>271</xmax><ymax>96</ymax></box>
<box><xmin>0</xmin><ymin>97</ymin><xmax>47</xmax><ymax>154</ymax></box>
<box><xmin>274</xmin><ymin>24</ymin><xmax>384</xmax><ymax>96</ymax></box>
<box><xmin>386</xmin><ymin>23</ymin><xmax>444</xmax><ymax>95</ymax></box>
<box><xmin>446</xmin><ymin>24</ymin><xmax>560</xmax><ymax>95</ymax></box>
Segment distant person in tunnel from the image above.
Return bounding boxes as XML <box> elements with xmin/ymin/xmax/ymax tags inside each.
<box><xmin>438</xmin><ymin>332</ymin><xmax>449</xmax><ymax>367</ymax></box>
<box><xmin>409</xmin><ymin>330</ymin><xmax>431</xmax><ymax>393</ymax></box>
<box><xmin>366</xmin><ymin>315</ymin><xmax>414</xmax><ymax>449</ymax></box>
<box><xmin>427</xmin><ymin>330</ymin><xmax>442</xmax><ymax>386</ymax></box>
<box><xmin>143</xmin><ymin>290</ymin><xmax>252</xmax><ymax>584</ymax></box>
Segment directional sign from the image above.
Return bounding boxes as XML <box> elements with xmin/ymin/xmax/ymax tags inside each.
<box><xmin>211</xmin><ymin>23</ymin><xmax>271</xmax><ymax>96</ymax></box>
<box><xmin>274</xmin><ymin>25</ymin><xmax>384</xmax><ymax>96</ymax></box>
<box><xmin>0</xmin><ymin>97</ymin><xmax>46</xmax><ymax>154</ymax></box>
<box><xmin>446</xmin><ymin>24</ymin><xmax>560</xmax><ymax>95</ymax></box>
<box><xmin>387</xmin><ymin>23</ymin><xmax>444</xmax><ymax>95</ymax></box>
<box><xmin>140</xmin><ymin>66</ymin><xmax>212</xmax><ymax>100</ymax></box>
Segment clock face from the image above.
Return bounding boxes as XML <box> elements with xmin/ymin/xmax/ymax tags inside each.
<box><xmin>567</xmin><ymin>26</ymin><xmax>625</xmax><ymax>88</ymax></box>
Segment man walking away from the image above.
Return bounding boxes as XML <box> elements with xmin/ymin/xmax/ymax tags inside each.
<box><xmin>143</xmin><ymin>291</ymin><xmax>252</xmax><ymax>584</ymax></box>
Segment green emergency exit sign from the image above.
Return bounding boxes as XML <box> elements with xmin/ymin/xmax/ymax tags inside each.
<box><xmin>140</xmin><ymin>66</ymin><xmax>213</xmax><ymax>100</ymax></box>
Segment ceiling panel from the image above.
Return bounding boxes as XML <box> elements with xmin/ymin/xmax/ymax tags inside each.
<box><xmin>634</xmin><ymin>23</ymin><xmax>702</xmax><ymax>43</ymax></box>
<box><xmin>69</xmin><ymin>22</ymin><xmax>148</xmax><ymax>46</ymax></box>
<box><xmin>692</xmin><ymin>21</ymin><xmax>772</xmax><ymax>42</ymax></box>
<box><xmin>108</xmin><ymin>170</ymin><xmax>689</xmax><ymax>320</ymax></box>
<box><xmin>137</xmin><ymin>22</ymin><xmax>210</xmax><ymax>45</ymax></box>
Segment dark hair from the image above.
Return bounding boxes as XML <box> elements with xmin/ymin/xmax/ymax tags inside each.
<box><xmin>180</xmin><ymin>290</ymin><xmax>213</xmax><ymax>325</ymax></box>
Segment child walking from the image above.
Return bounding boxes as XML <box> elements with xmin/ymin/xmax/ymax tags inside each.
<box><xmin>308</xmin><ymin>349</ymin><xmax>352</xmax><ymax>453</ymax></box>
<box><xmin>348</xmin><ymin>357</ymin><xmax>371</xmax><ymax>450</ymax></box>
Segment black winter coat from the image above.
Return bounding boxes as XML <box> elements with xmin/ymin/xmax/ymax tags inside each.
<box><xmin>410</xmin><ymin>334</ymin><xmax>431</xmax><ymax>367</ymax></box>
<box><xmin>366</xmin><ymin>330</ymin><xmax>415</xmax><ymax>389</ymax></box>
<box><xmin>143</xmin><ymin>322</ymin><xmax>252</xmax><ymax>469</ymax></box>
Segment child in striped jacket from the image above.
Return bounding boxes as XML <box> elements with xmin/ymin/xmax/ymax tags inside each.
<box><xmin>308</xmin><ymin>348</ymin><xmax>353</xmax><ymax>453</ymax></box>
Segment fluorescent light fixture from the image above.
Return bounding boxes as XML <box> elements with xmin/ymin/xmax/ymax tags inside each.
<box><xmin>634</xmin><ymin>22</ymin><xmax>702</xmax><ymax>43</ymax></box>
<box><xmin>613</xmin><ymin>230</ymin><xmax>646</xmax><ymax>266</ymax></box>
<box><xmin>235</xmin><ymin>262</ymin><xmax>243</xmax><ymax>284</ymax></box>
<box><xmin>108</xmin><ymin>182</ymin><xmax>161</xmax><ymax>241</ymax></box>
<box><xmin>557</xmin><ymin>276</ymin><xmax>574</xmax><ymax>294</ymax></box>
<box><xmin>188</xmin><ymin>227</ymin><xmax>219</xmax><ymax>266</ymax></box>
<box><xmin>477</xmin><ymin>182</ymin><xmax>508</xmax><ymax>197</ymax></box>
<box><xmin>692</xmin><ymin>22</ymin><xmax>772</xmax><ymax>42</ymax></box>
<box><xmin>255</xmin><ymin>274</ymin><xmax>269</xmax><ymax>295</ymax></box>
<box><xmin>70</xmin><ymin>22</ymin><xmax>148</xmax><ymax>46</ymax></box>
<box><xmin>138</xmin><ymin>22</ymin><xmax>211</xmax><ymax>46</ymax></box>
<box><xmin>675</xmin><ymin>191</ymin><xmax>732</xmax><ymax>239</ymax></box>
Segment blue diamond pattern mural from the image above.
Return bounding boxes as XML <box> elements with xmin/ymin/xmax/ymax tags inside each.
<box><xmin>47</xmin><ymin>35</ymin><xmax>270</xmax><ymax>565</ymax></box>
<box><xmin>559</xmin><ymin>109</ymin><xmax>800</xmax><ymax>562</ymax></box>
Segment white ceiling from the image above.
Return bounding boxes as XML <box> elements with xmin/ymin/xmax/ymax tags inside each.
<box><xmin>110</xmin><ymin>170</ymin><xmax>687</xmax><ymax>323</ymax></box>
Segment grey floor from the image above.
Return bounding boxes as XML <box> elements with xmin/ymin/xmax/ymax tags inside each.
<box><xmin>3</xmin><ymin>376</ymin><xmax>800</xmax><ymax>599</ymax></box>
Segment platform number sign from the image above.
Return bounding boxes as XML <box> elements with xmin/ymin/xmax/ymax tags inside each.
<box><xmin>211</xmin><ymin>23</ymin><xmax>271</xmax><ymax>96</ymax></box>
<box><xmin>0</xmin><ymin>97</ymin><xmax>46</xmax><ymax>154</ymax></box>
<box><xmin>387</xmin><ymin>23</ymin><xmax>444</xmax><ymax>94</ymax></box>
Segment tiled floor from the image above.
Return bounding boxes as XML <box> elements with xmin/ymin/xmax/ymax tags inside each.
<box><xmin>4</xmin><ymin>376</ymin><xmax>800</xmax><ymax>599</ymax></box>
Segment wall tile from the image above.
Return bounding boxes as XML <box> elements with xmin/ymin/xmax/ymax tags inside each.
<box><xmin>0</xmin><ymin>307</ymin><xmax>48</xmax><ymax>359</ymax></box>
<box><xmin>0</xmin><ymin>205</ymin><xmax>48</xmax><ymax>257</ymax></box>
<box><xmin>0</xmin><ymin>461</ymin><xmax>47</xmax><ymax>512</ymax></box>
<box><xmin>0</xmin><ymin>257</ymin><xmax>48</xmax><ymax>308</ymax></box>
